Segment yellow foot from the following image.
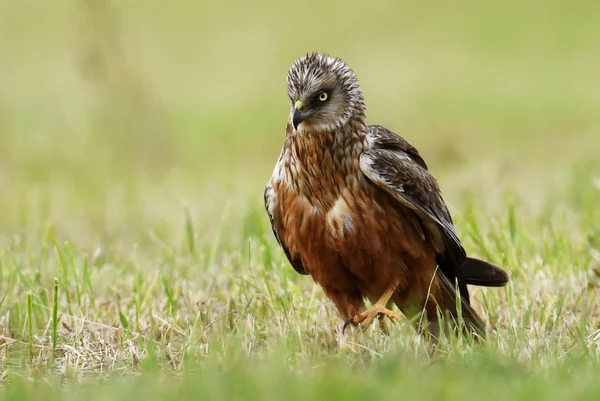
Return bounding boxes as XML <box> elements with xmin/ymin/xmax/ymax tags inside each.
<box><xmin>343</xmin><ymin>305</ymin><xmax>404</xmax><ymax>333</ymax></box>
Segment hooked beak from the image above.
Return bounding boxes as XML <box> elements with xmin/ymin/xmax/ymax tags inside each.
<box><xmin>292</xmin><ymin>100</ymin><xmax>308</xmax><ymax>130</ymax></box>
<box><xmin>292</xmin><ymin>108</ymin><xmax>307</xmax><ymax>130</ymax></box>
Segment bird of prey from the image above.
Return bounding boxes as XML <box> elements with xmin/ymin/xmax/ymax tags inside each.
<box><xmin>264</xmin><ymin>53</ymin><xmax>508</xmax><ymax>339</ymax></box>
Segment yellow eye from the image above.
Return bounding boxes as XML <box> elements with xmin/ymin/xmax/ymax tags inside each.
<box><xmin>318</xmin><ymin>92</ymin><xmax>328</xmax><ymax>101</ymax></box>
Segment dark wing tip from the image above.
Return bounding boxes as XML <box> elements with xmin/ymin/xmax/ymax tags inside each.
<box><xmin>462</xmin><ymin>257</ymin><xmax>509</xmax><ymax>287</ymax></box>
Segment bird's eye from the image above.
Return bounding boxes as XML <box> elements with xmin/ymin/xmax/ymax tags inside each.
<box><xmin>318</xmin><ymin>92</ymin><xmax>328</xmax><ymax>101</ymax></box>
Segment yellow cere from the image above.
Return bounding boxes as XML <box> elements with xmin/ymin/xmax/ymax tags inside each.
<box><xmin>294</xmin><ymin>100</ymin><xmax>304</xmax><ymax>111</ymax></box>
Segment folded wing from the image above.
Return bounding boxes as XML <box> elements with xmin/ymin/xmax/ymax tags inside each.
<box><xmin>264</xmin><ymin>181</ymin><xmax>309</xmax><ymax>275</ymax></box>
<box><xmin>361</xmin><ymin>125</ymin><xmax>509</xmax><ymax>304</ymax></box>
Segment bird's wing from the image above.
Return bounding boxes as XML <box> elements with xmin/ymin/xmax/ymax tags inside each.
<box><xmin>361</xmin><ymin>125</ymin><xmax>470</xmax><ymax>301</ymax></box>
<box><xmin>367</xmin><ymin>125</ymin><xmax>429</xmax><ymax>170</ymax></box>
<box><xmin>264</xmin><ymin>181</ymin><xmax>309</xmax><ymax>275</ymax></box>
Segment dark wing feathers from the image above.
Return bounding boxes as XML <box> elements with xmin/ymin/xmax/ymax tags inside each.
<box><xmin>359</xmin><ymin>146</ymin><xmax>470</xmax><ymax>302</ymax></box>
<box><xmin>365</xmin><ymin>126</ymin><xmax>469</xmax><ymax>286</ymax></box>
<box><xmin>368</xmin><ymin>125</ymin><xmax>428</xmax><ymax>170</ymax></box>
<box><xmin>362</xmin><ymin>125</ymin><xmax>509</xmax><ymax>304</ymax></box>
<box><xmin>366</xmin><ymin>126</ymin><xmax>462</xmax><ymax>253</ymax></box>
<box><xmin>264</xmin><ymin>182</ymin><xmax>309</xmax><ymax>275</ymax></box>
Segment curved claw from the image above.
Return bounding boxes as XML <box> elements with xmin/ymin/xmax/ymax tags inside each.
<box><xmin>342</xmin><ymin>317</ymin><xmax>358</xmax><ymax>334</ymax></box>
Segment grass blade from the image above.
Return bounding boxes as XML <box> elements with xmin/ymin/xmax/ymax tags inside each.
<box><xmin>27</xmin><ymin>291</ymin><xmax>33</xmax><ymax>360</ymax></box>
<box><xmin>52</xmin><ymin>277</ymin><xmax>59</xmax><ymax>354</ymax></box>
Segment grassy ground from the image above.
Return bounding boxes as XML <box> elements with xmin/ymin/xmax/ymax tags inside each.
<box><xmin>1</xmin><ymin>0</ymin><xmax>600</xmax><ymax>399</ymax></box>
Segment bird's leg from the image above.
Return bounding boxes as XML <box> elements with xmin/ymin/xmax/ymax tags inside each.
<box><xmin>343</xmin><ymin>282</ymin><xmax>404</xmax><ymax>333</ymax></box>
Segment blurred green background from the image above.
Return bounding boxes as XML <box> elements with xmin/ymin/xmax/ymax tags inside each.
<box><xmin>1</xmin><ymin>0</ymin><xmax>600</xmax><ymax>395</ymax></box>
<box><xmin>1</xmin><ymin>0</ymin><xmax>599</xmax><ymax>244</ymax></box>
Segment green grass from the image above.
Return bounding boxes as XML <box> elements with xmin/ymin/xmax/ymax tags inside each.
<box><xmin>1</xmin><ymin>0</ymin><xmax>600</xmax><ymax>399</ymax></box>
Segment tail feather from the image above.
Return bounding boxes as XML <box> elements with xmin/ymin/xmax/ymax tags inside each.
<box><xmin>462</xmin><ymin>257</ymin><xmax>509</xmax><ymax>287</ymax></box>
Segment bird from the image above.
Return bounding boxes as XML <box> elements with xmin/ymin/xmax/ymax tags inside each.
<box><xmin>264</xmin><ymin>53</ymin><xmax>509</xmax><ymax>339</ymax></box>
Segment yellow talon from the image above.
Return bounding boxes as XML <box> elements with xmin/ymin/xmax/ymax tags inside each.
<box><xmin>343</xmin><ymin>282</ymin><xmax>405</xmax><ymax>332</ymax></box>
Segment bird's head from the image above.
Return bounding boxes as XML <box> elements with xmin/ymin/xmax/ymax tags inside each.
<box><xmin>286</xmin><ymin>53</ymin><xmax>364</xmax><ymax>133</ymax></box>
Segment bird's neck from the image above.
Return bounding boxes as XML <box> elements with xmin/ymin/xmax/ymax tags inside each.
<box><xmin>282</xmin><ymin>115</ymin><xmax>368</xmax><ymax>208</ymax></box>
